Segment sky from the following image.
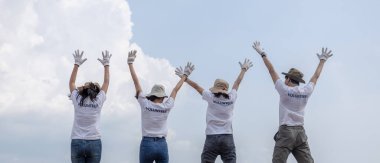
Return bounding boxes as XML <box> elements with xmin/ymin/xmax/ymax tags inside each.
<box><xmin>0</xmin><ymin>0</ymin><xmax>379</xmax><ymax>162</ymax></box>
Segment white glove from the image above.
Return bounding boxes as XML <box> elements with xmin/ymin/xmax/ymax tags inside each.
<box><xmin>252</xmin><ymin>41</ymin><xmax>266</xmax><ymax>56</ymax></box>
<box><xmin>98</xmin><ymin>50</ymin><xmax>112</xmax><ymax>66</ymax></box>
<box><xmin>175</xmin><ymin>66</ymin><xmax>185</xmax><ymax>78</ymax></box>
<box><xmin>73</xmin><ymin>50</ymin><xmax>87</xmax><ymax>66</ymax></box>
<box><xmin>239</xmin><ymin>58</ymin><xmax>253</xmax><ymax>71</ymax></box>
<box><xmin>128</xmin><ymin>50</ymin><xmax>137</xmax><ymax>64</ymax></box>
<box><xmin>316</xmin><ymin>47</ymin><xmax>333</xmax><ymax>61</ymax></box>
<box><xmin>184</xmin><ymin>62</ymin><xmax>195</xmax><ymax>76</ymax></box>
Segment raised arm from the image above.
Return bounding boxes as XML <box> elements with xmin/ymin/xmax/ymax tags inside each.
<box><xmin>252</xmin><ymin>41</ymin><xmax>279</xmax><ymax>84</ymax></box>
<box><xmin>232</xmin><ymin>58</ymin><xmax>253</xmax><ymax>90</ymax></box>
<box><xmin>186</xmin><ymin>78</ymin><xmax>204</xmax><ymax>95</ymax></box>
<box><xmin>97</xmin><ymin>50</ymin><xmax>112</xmax><ymax>93</ymax></box>
<box><xmin>174</xmin><ymin>63</ymin><xmax>204</xmax><ymax>95</ymax></box>
<box><xmin>310</xmin><ymin>47</ymin><xmax>333</xmax><ymax>84</ymax></box>
<box><xmin>170</xmin><ymin>76</ymin><xmax>187</xmax><ymax>99</ymax></box>
<box><xmin>69</xmin><ymin>50</ymin><xmax>87</xmax><ymax>92</ymax></box>
<box><xmin>170</xmin><ymin>62</ymin><xmax>194</xmax><ymax>99</ymax></box>
<box><xmin>127</xmin><ymin>50</ymin><xmax>142</xmax><ymax>97</ymax></box>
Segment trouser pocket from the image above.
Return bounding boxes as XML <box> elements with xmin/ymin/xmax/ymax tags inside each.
<box><xmin>273</xmin><ymin>131</ymin><xmax>279</xmax><ymax>141</ymax></box>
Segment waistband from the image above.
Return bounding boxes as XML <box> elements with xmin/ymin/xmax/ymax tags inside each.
<box><xmin>280</xmin><ymin>125</ymin><xmax>304</xmax><ymax>129</ymax></box>
<box><xmin>206</xmin><ymin>134</ymin><xmax>233</xmax><ymax>138</ymax></box>
<box><xmin>142</xmin><ymin>136</ymin><xmax>166</xmax><ymax>141</ymax></box>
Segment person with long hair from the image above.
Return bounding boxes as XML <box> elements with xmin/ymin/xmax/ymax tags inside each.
<box><xmin>181</xmin><ymin>59</ymin><xmax>253</xmax><ymax>163</ymax></box>
<box><xmin>69</xmin><ymin>50</ymin><xmax>111</xmax><ymax>163</ymax></box>
<box><xmin>127</xmin><ymin>50</ymin><xmax>194</xmax><ymax>163</ymax></box>
<box><xmin>252</xmin><ymin>41</ymin><xmax>333</xmax><ymax>163</ymax></box>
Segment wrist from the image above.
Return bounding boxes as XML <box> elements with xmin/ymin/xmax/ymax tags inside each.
<box><xmin>260</xmin><ymin>52</ymin><xmax>267</xmax><ymax>58</ymax></box>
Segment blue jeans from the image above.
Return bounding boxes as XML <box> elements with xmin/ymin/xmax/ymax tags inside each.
<box><xmin>139</xmin><ymin>137</ymin><xmax>169</xmax><ymax>163</ymax></box>
<box><xmin>201</xmin><ymin>134</ymin><xmax>236</xmax><ymax>163</ymax></box>
<box><xmin>71</xmin><ymin>139</ymin><xmax>102</xmax><ymax>163</ymax></box>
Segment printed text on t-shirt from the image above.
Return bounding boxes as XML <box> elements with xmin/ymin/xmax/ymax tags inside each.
<box><xmin>145</xmin><ymin>107</ymin><xmax>169</xmax><ymax>113</ymax></box>
<box><xmin>287</xmin><ymin>93</ymin><xmax>308</xmax><ymax>98</ymax></box>
<box><xmin>213</xmin><ymin>100</ymin><xmax>234</xmax><ymax>106</ymax></box>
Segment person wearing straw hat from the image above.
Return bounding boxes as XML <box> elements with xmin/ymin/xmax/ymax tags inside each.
<box><xmin>252</xmin><ymin>41</ymin><xmax>333</xmax><ymax>163</ymax></box>
<box><xmin>178</xmin><ymin>59</ymin><xmax>253</xmax><ymax>163</ymax></box>
<box><xmin>127</xmin><ymin>50</ymin><xmax>194</xmax><ymax>163</ymax></box>
<box><xmin>69</xmin><ymin>50</ymin><xmax>111</xmax><ymax>163</ymax></box>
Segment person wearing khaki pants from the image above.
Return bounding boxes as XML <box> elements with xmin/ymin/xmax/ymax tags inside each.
<box><xmin>252</xmin><ymin>41</ymin><xmax>333</xmax><ymax>163</ymax></box>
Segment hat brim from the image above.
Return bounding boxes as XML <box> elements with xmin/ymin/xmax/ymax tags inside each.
<box><xmin>282</xmin><ymin>72</ymin><xmax>305</xmax><ymax>83</ymax></box>
<box><xmin>146</xmin><ymin>93</ymin><xmax>168</xmax><ymax>98</ymax></box>
<box><xmin>209</xmin><ymin>87</ymin><xmax>229</xmax><ymax>94</ymax></box>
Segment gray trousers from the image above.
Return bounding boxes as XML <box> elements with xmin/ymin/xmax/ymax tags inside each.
<box><xmin>272</xmin><ymin>125</ymin><xmax>314</xmax><ymax>163</ymax></box>
<box><xmin>201</xmin><ymin>134</ymin><xmax>236</xmax><ymax>163</ymax></box>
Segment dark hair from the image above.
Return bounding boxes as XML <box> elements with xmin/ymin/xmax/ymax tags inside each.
<box><xmin>146</xmin><ymin>95</ymin><xmax>164</xmax><ymax>102</ymax></box>
<box><xmin>77</xmin><ymin>82</ymin><xmax>100</xmax><ymax>106</ymax></box>
<box><xmin>213</xmin><ymin>92</ymin><xmax>230</xmax><ymax>99</ymax></box>
<box><xmin>285</xmin><ymin>76</ymin><xmax>299</xmax><ymax>85</ymax></box>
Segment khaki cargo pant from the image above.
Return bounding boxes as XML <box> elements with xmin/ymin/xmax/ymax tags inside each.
<box><xmin>272</xmin><ymin>125</ymin><xmax>314</xmax><ymax>163</ymax></box>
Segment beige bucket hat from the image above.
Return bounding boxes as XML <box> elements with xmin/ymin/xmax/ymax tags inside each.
<box><xmin>209</xmin><ymin>79</ymin><xmax>229</xmax><ymax>94</ymax></box>
<box><xmin>147</xmin><ymin>84</ymin><xmax>168</xmax><ymax>98</ymax></box>
<box><xmin>281</xmin><ymin>68</ymin><xmax>305</xmax><ymax>83</ymax></box>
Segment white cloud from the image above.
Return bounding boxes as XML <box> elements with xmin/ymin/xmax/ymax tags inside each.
<box><xmin>0</xmin><ymin>0</ymin><xmax>184</xmax><ymax>162</ymax></box>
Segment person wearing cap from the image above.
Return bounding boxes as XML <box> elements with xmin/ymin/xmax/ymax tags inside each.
<box><xmin>252</xmin><ymin>41</ymin><xmax>333</xmax><ymax>163</ymax></box>
<box><xmin>179</xmin><ymin>59</ymin><xmax>253</xmax><ymax>163</ymax></box>
<box><xmin>69</xmin><ymin>50</ymin><xmax>111</xmax><ymax>163</ymax></box>
<box><xmin>127</xmin><ymin>50</ymin><xmax>194</xmax><ymax>163</ymax></box>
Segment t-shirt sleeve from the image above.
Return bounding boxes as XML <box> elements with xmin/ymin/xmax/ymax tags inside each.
<box><xmin>164</xmin><ymin>97</ymin><xmax>175</xmax><ymax>109</ymax></box>
<box><xmin>96</xmin><ymin>90</ymin><xmax>106</xmax><ymax>104</ymax></box>
<box><xmin>229</xmin><ymin>89</ymin><xmax>238</xmax><ymax>101</ymax></box>
<box><xmin>137</xmin><ymin>92</ymin><xmax>147</xmax><ymax>105</ymax></box>
<box><xmin>202</xmin><ymin>90</ymin><xmax>213</xmax><ymax>102</ymax></box>
<box><xmin>304</xmin><ymin>82</ymin><xmax>315</xmax><ymax>95</ymax></box>
<box><xmin>275</xmin><ymin>79</ymin><xmax>287</xmax><ymax>95</ymax></box>
<box><xmin>70</xmin><ymin>89</ymin><xmax>79</xmax><ymax>104</ymax></box>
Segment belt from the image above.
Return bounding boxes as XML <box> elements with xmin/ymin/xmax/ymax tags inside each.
<box><xmin>142</xmin><ymin>136</ymin><xmax>166</xmax><ymax>141</ymax></box>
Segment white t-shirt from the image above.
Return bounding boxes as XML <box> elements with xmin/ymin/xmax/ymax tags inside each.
<box><xmin>275</xmin><ymin>79</ymin><xmax>314</xmax><ymax>126</ymax></box>
<box><xmin>70</xmin><ymin>89</ymin><xmax>106</xmax><ymax>140</ymax></box>
<box><xmin>202</xmin><ymin>89</ymin><xmax>237</xmax><ymax>135</ymax></box>
<box><xmin>137</xmin><ymin>92</ymin><xmax>175</xmax><ymax>137</ymax></box>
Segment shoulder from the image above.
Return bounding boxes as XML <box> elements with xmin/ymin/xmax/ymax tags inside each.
<box><xmin>202</xmin><ymin>89</ymin><xmax>213</xmax><ymax>99</ymax></box>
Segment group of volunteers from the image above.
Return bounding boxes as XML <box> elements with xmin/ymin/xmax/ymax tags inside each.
<box><xmin>68</xmin><ymin>41</ymin><xmax>333</xmax><ymax>163</ymax></box>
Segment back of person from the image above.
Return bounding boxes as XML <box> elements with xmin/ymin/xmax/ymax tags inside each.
<box><xmin>137</xmin><ymin>92</ymin><xmax>174</xmax><ymax>138</ymax></box>
<box><xmin>71</xmin><ymin>89</ymin><xmax>106</xmax><ymax>139</ymax></box>
<box><xmin>202</xmin><ymin>89</ymin><xmax>237</xmax><ymax>135</ymax></box>
<box><xmin>275</xmin><ymin>79</ymin><xmax>314</xmax><ymax>126</ymax></box>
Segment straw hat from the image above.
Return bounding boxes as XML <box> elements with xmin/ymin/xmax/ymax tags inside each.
<box><xmin>209</xmin><ymin>79</ymin><xmax>229</xmax><ymax>94</ymax></box>
<box><xmin>147</xmin><ymin>84</ymin><xmax>168</xmax><ymax>98</ymax></box>
<box><xmin>281</xmin><ymin>68</ymin><xmax>305</xmax><ymax>83</ymax></box>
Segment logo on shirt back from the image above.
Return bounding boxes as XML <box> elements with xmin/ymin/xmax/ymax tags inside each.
<box><xmin>78</xmin><ymin>103</ymin><xmax>99</xmax><ymax>108</ymax></box>
<box><xmin>287</xmin><ymin>93</ymin><xmax>308</xmax><ymax>98</ymax></box>
<box><xmin>213</xmin><ymin>100</ymin><xmax>233</xmax><ymax>106</ymax></box>
<box><xmin>145</xmin><ymin>107</ymin><xmax>169</xmax><ymax>113</ymax></box>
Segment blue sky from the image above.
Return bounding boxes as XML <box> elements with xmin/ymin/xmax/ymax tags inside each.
<box><xmin>0</xmin><ymin>0</ymin><xmax>379</xmax><ymax>162</ymax></box>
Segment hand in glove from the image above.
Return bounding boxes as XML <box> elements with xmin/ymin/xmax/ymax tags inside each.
<box><xmin>128</xmin><ymin>50</ymin><xmax>137</xmax><ymax>64</ymax></box>
<box><xmin>175</xmin><ymin>66</ymin><xmax>185</xmax><ymax>78</ymax></box>
<box><xmin>98</xmin><ymin>50</ymin><xmax>112</xmax><ymax>66</ymax></box>
<box><xmin>239</xmin><ymin>58</ymin><xmax>253</xmax><ymax>71</ymax></box>
<box><xmin>252</xmin><ymin>41</ymin><xmax>266</xmax><ymax>56</ymax></box>
<box><xmin>184</xmin><ymin>62</ymin><xmax>195</xmax><ymax>77</ymax></box>
<box><xmin>73</xmin><ymin>50</ymin><xmax>87</xmax><ymax>66</ymax></box>
<box><xmin>316</xmin><ymin>47</ymin><xmax>333</xmax><ymax>61</ymax></box>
